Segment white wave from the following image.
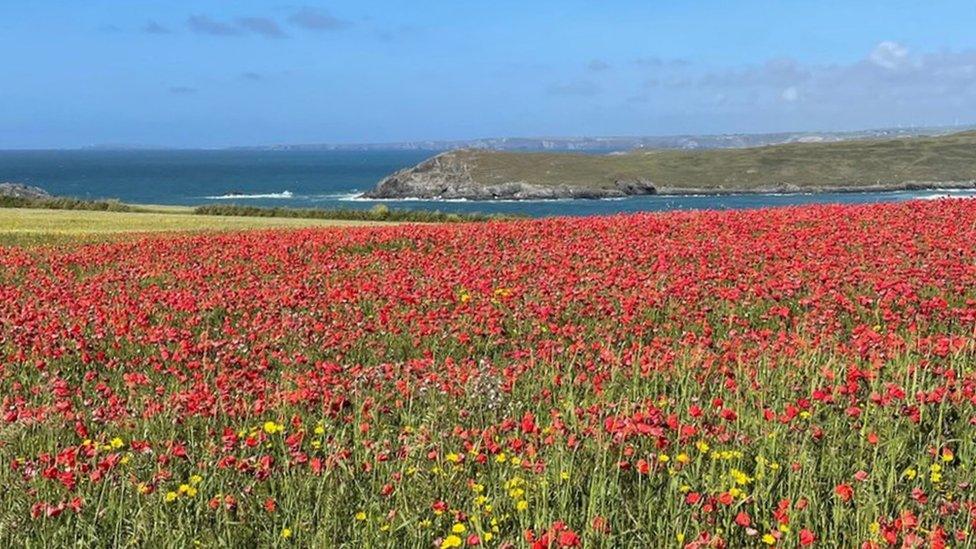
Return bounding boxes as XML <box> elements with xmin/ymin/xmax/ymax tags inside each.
<box><xmin>205</xmin><ymin>191</ymin><xmax>294</xmax><ymax>199</ymax></box>
<box><xmin>310</xmin><ymin>192</ymin><xmax>366</xmax><ymax>201</ymax></box>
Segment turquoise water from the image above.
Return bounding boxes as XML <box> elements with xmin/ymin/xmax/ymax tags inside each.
<box><xmin>1</xmin><ymin>149</ymin><xmax>972</xmax><ymax>217</ymax></box>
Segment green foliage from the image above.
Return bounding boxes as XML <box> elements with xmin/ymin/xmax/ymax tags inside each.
<box><xmin>0</xmin><ymin>196</ymin><xmax>142</xmax><ymax>212</ymax></box>
<box><xmin>193</xmin><ymin>204</ymin><xmax>520</xmax><ymax>223</ymax></box>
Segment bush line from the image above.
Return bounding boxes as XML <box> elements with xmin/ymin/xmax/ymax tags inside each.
<box><xmin>193</xmin><ymin>203</ymin><xmax>520</xmax><ymax>223</ymax></box>
<box><xmin>0</xmin><ymin>196</ymin><xmax>140</xmax><ymax>212</ymax></box>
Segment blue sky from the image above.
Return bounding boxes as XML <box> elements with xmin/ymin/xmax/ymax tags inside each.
<box><xmin>2</xmin><ymin>1</ymin><xmax>975</xmax><ymax>148</ymax></box>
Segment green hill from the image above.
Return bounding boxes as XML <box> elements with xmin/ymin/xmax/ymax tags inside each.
<box><xmin>366</xmin><ymin>131</ymin><xmax>976</xmax><ymax>199</ymax></box>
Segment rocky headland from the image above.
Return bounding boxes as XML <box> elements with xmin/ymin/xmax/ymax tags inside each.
<box><xmin>364</xmin><ymin>132</ymin><xmax>976</xmax><ymax>200</ymax></box>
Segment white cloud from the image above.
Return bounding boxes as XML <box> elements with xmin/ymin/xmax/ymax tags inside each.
<box><xmin>868</xmin><ymin>41</ymin><xmax>911</xmax><ymax>70</ymax></box>
<box><xmin>633</xmin><ymin>42</ymin><xmax>976</xmax><ymax>130</ymax></box>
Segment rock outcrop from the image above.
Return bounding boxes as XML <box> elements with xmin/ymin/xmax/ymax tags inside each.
<box><xmin>363</xmin><ymin>151</ymin><xmax>657</xmax><ymax>200</ymax></box>
<box><xmin>0</xmin><ymin>183</ymin><xmax>52</xmax><ymax>200</ymax></box>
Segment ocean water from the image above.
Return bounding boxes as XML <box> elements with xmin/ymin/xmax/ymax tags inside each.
<box><xmin>1</xmin><ymin>149</ymin><xmax>973</xmax><ymax>218</ymax></box>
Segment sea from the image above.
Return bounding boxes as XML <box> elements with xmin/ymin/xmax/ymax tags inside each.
<box><xmin>1</xmin><ymin>149</ymin><xmax>973</xmax><ymax>218</ymax></box>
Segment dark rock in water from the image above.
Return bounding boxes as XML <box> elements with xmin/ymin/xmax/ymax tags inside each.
<box><xmin>0</xmin><ymin>183</ymin><xmax>52</xmax><ymax>200</ymax></box>
<box><xmin>614</xmin><ymin>179</ymin><xmax>657</xmax><ymax>195</ymax></box>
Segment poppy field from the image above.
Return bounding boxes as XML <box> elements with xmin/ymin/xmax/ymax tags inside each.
<box><xmin>2</xmin><ymin>199</ymin><xmax>976</xmax><ymax>547</ymax></box>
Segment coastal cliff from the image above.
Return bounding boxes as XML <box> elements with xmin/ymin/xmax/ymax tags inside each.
<box><xmin>364</xmin><ymin>131</ymin><xmax>976</xmax><ymax>200</ymax></box>
<box><xmin>363</xmin><ymin>151</ymin><xmax>657</xmax><ymax>200</ymax></box>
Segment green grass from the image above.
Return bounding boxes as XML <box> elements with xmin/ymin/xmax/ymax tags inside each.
<box><xmin>454</xmin><ymin>130</ymin><xmax>976</xmax><ymax>192</ymax></box>
<box><xmin>0</xmin><ymin>207</ymin><xmax>382</xmax><ymax>247</ymax></box>
<box><xmin>0</xmin><ymin>196</ymin><xmax>508</xmax><ymax>247</ymax></box>
<box><xmin>194</xmin><ymin>204</ymin><xmax>517</xmax><ymax>223</ymax></box>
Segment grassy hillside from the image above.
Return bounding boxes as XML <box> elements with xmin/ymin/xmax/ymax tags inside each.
<box><xmin>460</xmin><ymin>130</ymin><xmax>976</xmax><ymax>192</ymax></box>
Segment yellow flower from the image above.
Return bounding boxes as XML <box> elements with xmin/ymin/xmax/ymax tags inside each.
<box><xmin>263</xmin><ymin>421</ymin><xmax>282</xmax><ymax>434</ymax></box>
<box><xmin>441</xmin><ymin>535</ymin><xmax>463</xmax><ymax>548</ymax></box>
<box><xmin>483</xmin><ymin>532</ymin><xmax>494</xmax><ymax>542</ymax></box>
<box><xmin>164</xmin><ymin>491</ymin><xmax>178</xmax><ymax>502</ymax></box>
<box><xmin>658</xmin><ymin>454</ymin><xmax>670</xmax><ymax>463</ymax></box>
<box><xmin>510</xmin><ymin>457</ymin><xmax>522</xmax><ymax>467</ymax></box>
<box><xmin>676</xmin><ymin>453</ymin><xmax>690</xmax><ymax>464</ymax></box>
<box><xmin>471</xmin><ymin>483</ymin><xmax>484</xmax><ymax>493</ymax></box>
<box><xmin>696</xmin><ymin>440</ymin><xmax>710</xmax><ymax>454</ymax></box>
<box><xmin>730</xmin><ymin>469</ymin><xmax>753</xmax><ymax>485</ymax></box>
<box><xmin>190</xmin><ymin>475</ymin><xmax>203</xmax><ymax>485</ymax></box>
<box><xmin>509</xmin><ymin>488</ymin><xmax>525</xmax><ymax>499</ymax></box>
<box><xmin>495</xmin><ymin>453</ymin><xmax>507</xmax><ymax>463</ymax></box>
<box><xmin>110</xmin><ymin>437</ymin><xmax>124</xmax><ymax>449</ymax></box>
<box><xmin>869</xmin><ymin>522</ymin><xmax>880</xmax><ymax>534</ymax></box>
<box><xmin>314</xmin><ymin>425</ymin><xmax>325</xmax><ymax>435</ymax></box>
<box><xmin>446</xmin><ymin>453</ymin><xmax>461</xmax><ymax>463</ymax></box>
<box><xmin>676</xmin><ymin>533</ymin><xmax>686</xmax><ymax>543</ymax></box>
<box><xmin>903</xmin><ymin>468</ymin><xmax>917</xmax><ymax>480</ymax></box>
<box><xmin>281</xmin><ymin>528</ymin><xmax>292</xmax><ymax>539</ymax></box>
<box><xmin>355</xmin><ymin>511</ymin><xmax>367</xmax><ymax>521</ymax></box>
<box><xmin>729</xmin><ymin>487</ymin><xmax>743</xmax><ymax>499</ymax></box>
<box><xmin>452</xmin><ymin>523</ymin><xmax>466</xmax><ymax>534</ymax></box>
<box><xmin>516</xmin><ymin>500</ymin><xmax>529</xmax><ymax>512</ymax></box>
<box><xmin>505</xmin><ymin>477</ymin><xmax>524</xmax><ymax>489</ymax></box>
<box><xmin>560</xmin><ymin>471</ymin><xmax>570</xmax><ymax>481</ymax></box>
<box><xmin>761</xmin><ymin>533</ymin><xmax>776</xmax><ymax>545</ymax></box>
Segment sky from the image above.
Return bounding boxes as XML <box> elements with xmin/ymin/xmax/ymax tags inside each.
<box><xmin>1</xmin><ymin>1</ymin><xmax>975</xmax><ymax>148</ymax></box>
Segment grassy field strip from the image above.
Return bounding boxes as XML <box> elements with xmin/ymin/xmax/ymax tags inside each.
<box><xmin>0</xmin><ymin>207</ymin><xmax>383</xmax><ymax>247</ymax></box>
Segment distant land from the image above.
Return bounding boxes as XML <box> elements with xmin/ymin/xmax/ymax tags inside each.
<box><xmin>78</xmin><ymin>124</ymin><xmax>975</xmax><ymax>152</ymax></box>
<box><xmin>364</xmin><ymin>130</ymin><xmax>976</xmax><ymax>200</ymax></box>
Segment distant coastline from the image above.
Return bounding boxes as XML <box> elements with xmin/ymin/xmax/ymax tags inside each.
<box><xmin>69</xmin><ymin>124</ymin><xmax>973</xmax><ymax>153</ymax></box>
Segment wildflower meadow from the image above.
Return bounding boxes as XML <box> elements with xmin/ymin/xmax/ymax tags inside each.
<box><xmin>2</xmin><ymin>200</ymin><xmax>976</xmax><ymax>547</ymax></box>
